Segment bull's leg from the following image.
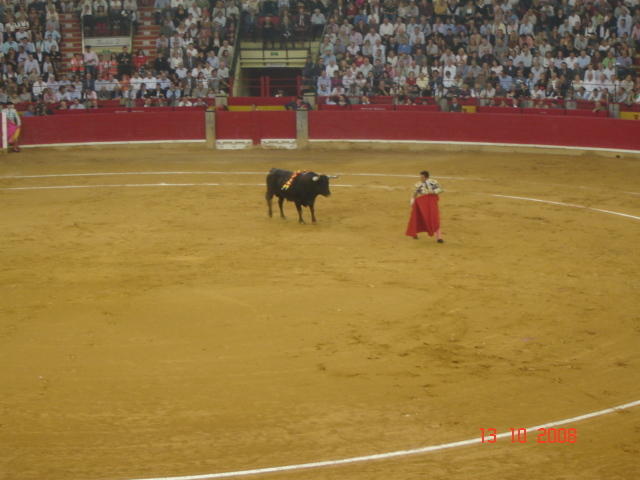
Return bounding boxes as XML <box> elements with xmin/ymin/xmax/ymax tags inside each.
<box><xmin>278</xmin><ymin>197</ymin><xmax>286</xmax><ymax>220</ymax></box>
<box><xmin>309</xmin><ymin>201</ymin><xmax>317</xmax><ymax>224</ymax></box>
<box><xmin>295</xmin><ymin>202</ymin><xmax>305</xmax><ymax>224</ymax></box>
<box><xmin>266</xmin><ymin>191</ymin><xmax>274</xmax><ymax>218</ymax></box>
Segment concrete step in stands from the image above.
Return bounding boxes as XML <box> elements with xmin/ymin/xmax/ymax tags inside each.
<box><xmin>59</xmin><ymin>13</ymin><xmax>83</xmax><ymax>77</ymax></box>
<box><xmin>132</xmin><ymin>7</ymin><xmax>160</xmax><ymax>56</ymax></box>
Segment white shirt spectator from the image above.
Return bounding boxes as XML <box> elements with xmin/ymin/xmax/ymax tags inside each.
<box><xmin>170</xmin><ymin>35</ymin><xmax>185</xmax><ymax>50</ymax></box>
<box><xmin>32</xmin><ymin>79</ymin><xmax>48</xmax><ymax>96</ymax></box>
<box><xmin>409</xmin><ymin>28</ymin><xmax>424</xmax><ymax>45</ymax></box>
<box><xmin>188</xmin><ymin>5</ymin><xmax>202</xmax><ymax>20</ymax></box>
<box><xmin>519</xmin><ymin>20</ymin><xmax>533</xmax><ymax>36</ymax></box>
<box><xmin>326</xmin><ymin>61</ymin><xmax>339</xmax><ymax>78</ymax></box>
<box><xmin>514</xmin><ymin>50</ymin><xmax>533</xmax><ymax>68</ymax></box>
<box><xmin>363</xmin><ymin>31</ymin><xmax>381</xmax><ymax>46</ymax></box>
<box><xmin>443</xmin><ymin>62</ymin><xmax>457</xmax><ymax>77</ymax></box>
<box><xmin>380</xmin><ymin>20</ymin><xmax>394</xmax><ymax>36</ymax></box>
<box><xmin>219</xmin><ymin>43</ymin><xmax>234</xmax><ymax>59</ymax></box>
<box><xmin>130</xmin><ymin>74</ymin><xmax>145</xmax><ymax>91</ymax></box>
<box><xmin>174</xmin><ymin>65</ymin><xmax>187</xmax><ymax>79</ymax></box>
<box><xmin>57</xmin><ymin>89</ymin><xmax>72</xmax><ymax>102</ymax></box>
<box><xmin>24</xmin><ymin>57</ymin><xmax>40</xmax><ymax>74</ymax></box>
<box><xmin>218</xmin><ymin>64</ymin><xmax>229</xmax><ymax>79</ymax></box>
<box><xmin>359</xmin><ymin>61</ymin><xmax>373</xmax><ymax>77</ymax></box>
<box><xmin>530</xmin><ymin>64</ymin><xmax>544</xmax><ymax>83</ymax></box>
<box><xmin>106</xmin><ymin>77</ymin><xmax>121</xmax><ymax>91</ymax></box>
<box><xmin>568</xmin><ymin>13</ymin><xmax>581</xmax><ymax>28</ymax></box>
<box><xmin>143</xmin><ymin>74</ymin><xmax>157</xmax><ymax>89</ymax></box>
<box><xmin>311</xmin><ymin>11</ymin><xmax>326</xmax><ymax>25</ymax></box>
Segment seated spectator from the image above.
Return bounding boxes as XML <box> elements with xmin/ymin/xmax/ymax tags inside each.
<box><xmin>245</xmin><ymin>9</ymin><xmax>259</xmax><ymax>41</ymax></box>
<box><xmin>132</xmin><ymin>49</ymin><xmax>147</xmax><ymax>72</ymax></box>
<box><xmin>449</xmin><ymin>96</ymin><xmax>462</xmax><ymax>111</ymax></box>
<box><xmin>279</xmin><ymin>17</ymin><xmax>294</xmax><ymax>49</ymax></box>
<box><xmin>193</xmin><ymin>97</ymin><xmax>207</xmax><ymax>107</ymax></box>
<box><xmin>592</xmin><ymin>100</ymin><xmax>606</xmax><ymax>113</ymax></box>
<box><xmin>70</xmin><ymin>98</ymin><xmax>86</xmax><ymax>109</ymax></box>
<box><xmin>311</xmin><ymin>9</ymin><xmax>326</xmax><ymax>40</ymax></box>
<box><xmin>97</xmin><ymin>85</ymin><xmax>112</xmax><ymax>99</ymax></box>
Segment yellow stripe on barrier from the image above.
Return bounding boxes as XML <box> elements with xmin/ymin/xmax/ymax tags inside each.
<box><xmin>620</xmin><ymin>112</ymin><xmax>640</xmax><ymax>120</ymax></box>
<box><xmin>462</xmin><ymin>106</ymin><xmax>477</xmax><ymax>113</ymax></box>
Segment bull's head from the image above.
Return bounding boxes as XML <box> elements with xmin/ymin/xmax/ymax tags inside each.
<box><xmin>312</xmin><ymin>174</ymin><xmax>339</xmax><ymax>197</ymax></box>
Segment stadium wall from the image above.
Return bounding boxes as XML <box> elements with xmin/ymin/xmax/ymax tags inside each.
<box><xmin>18</xmin><ymin>110</ymin><xmax>640</xmax><ymax>154</ymax></box>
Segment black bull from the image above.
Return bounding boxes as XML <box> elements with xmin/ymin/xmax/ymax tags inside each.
<box><xmin>265</xmin><ymin>168</ymin><xmax>339</xmax><ymax>224</ymax></box>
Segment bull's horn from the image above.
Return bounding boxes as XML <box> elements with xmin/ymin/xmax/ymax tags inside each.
<box><xmin>327</xmin><ymin>175</ymin><xmax>340</xmax><ymax>179</ymax></box>
<box><xmin>312</xmin><ymin>175</ymin><xmax>320</xmax><ymax>181</ymax></box>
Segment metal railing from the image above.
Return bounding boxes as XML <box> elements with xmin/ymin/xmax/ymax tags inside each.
<box><xmin>229</xmin><ymin>0</ymin><xmax>243</xmax><ymax>81</ymax></box>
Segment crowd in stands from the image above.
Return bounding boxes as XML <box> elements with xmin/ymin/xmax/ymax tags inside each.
<box><xmin>300</xmin><ymin>0</ymin><xmax>640</xmax><ymax>107</ymax></box>
<box><xmin>0</xmin><ymin>0</ymin><xmax>241</xmax><ymax>112</ymax></box>
<box><xmin>76</xmin><ymin>0</ymin><xmax>141</xmax><ymax>36</ymax></box>
<box><xmin>5</xmin><ymin>0</ymin><xmax>640</xmax><ymax>113</ymax></box>
<box><xmin>241</xmin><ymin>0</ymin><xmax>332</xmax><ymax>47</ymax></box>
<box><xmin>0</xmin><ymin>0</ymin><xmax>65</xmax><ymax>109</ymax></box>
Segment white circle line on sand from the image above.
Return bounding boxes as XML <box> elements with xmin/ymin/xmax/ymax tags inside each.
<box><xmin>2</xmin><ymin>171</ymin><xmax>639</xmax><ymax>195</ymax></box>
<box><xmin>125</xmin><ymin>400</ymin><xmax>640</xmax><ymax>480</ymax></box>
<box><xmin>2</xmin><ymin>182</ymin><xmax>639</xmax><ymax>221</ymax></box>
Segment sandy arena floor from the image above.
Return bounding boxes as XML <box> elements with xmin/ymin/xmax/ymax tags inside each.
<box><xmin>1</xmin><ymin>147</ymin><xmax>639</xmax><ymax>480</ymax></box>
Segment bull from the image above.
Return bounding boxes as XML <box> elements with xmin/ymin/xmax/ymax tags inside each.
<box><xmin>265</xmin><ymin>168</ymin><xmax>338</xmax><ymax>224</ymax></box>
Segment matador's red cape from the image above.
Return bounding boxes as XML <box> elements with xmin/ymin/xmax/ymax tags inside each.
<box><xmin>406</xmin><ymin>194</ymin><xmax>440</xmax><ymax>237</ymax></box>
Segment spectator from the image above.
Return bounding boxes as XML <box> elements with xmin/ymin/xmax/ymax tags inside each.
<box><xmin>70</xmin><ymin>98</ymin><xmax>85</xmax><ymax>109</ymax></box>
<box><xmin>117</xmin><ymin>45</ymin><xmax>133</xmax><ymax>77</ymax></box>
<box><xmin>83</xmin><ymin>45</ymin><xmax>99</xmax><ymax>79</ymax></box>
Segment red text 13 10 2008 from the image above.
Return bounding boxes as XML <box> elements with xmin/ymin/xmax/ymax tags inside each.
<box><xmin>480</xmin><ymin>428</ymin><xmax>577</xmax><ymax>443</ymax></box>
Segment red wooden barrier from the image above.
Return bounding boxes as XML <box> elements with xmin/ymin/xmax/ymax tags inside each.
<box><xmin>395</xmin><ymin>105</ymin><xmax>439</xmax><ymax>111</ymax></box>
<box><xmin>565</xmin><ymin>109</ymin><xmax>609</xmax><ymax>118</ymax></box>
<box><xmin>101</xmin><ymin>100</ymin><xmax>123</xmax><ymax>107</ymax></box>
<box><xmin>317</xmin><ymin>104</ymin><xmax>350</xmax><ymax>111</ymax></box>
<box><xmin>175</xmin><ymin>106</ymin><xmax>209</xmax><ymax>112</ymax></box>
<box><xmin>87</xmin><ymin>108</ymin><xmax>130</xmax><ymax>114</ymax></box>
<box><xmin>18</xmin><ymin>107</ymin><xmax>640</xmax><ymax>152</ymax></box>
<box><xmin>130</xmin><ymin>106</ymin><xmax>175</xmax><ymax>113</ymax></box>
<box><xmin>53</xmin><ymin>109</ymin><xmax>88</xmax><ymax>115</ymax></box>
<box><xmin>477</xmin><ymin>106</ymin><xmax>522</xmax><ymax>114</ymax></box>
<box><xmin>227</xmin><ymin>96</ymin><xmax>296</xmax><ymax>106</ymax></box>
<box><xmin>21</xmin><ymin>111</ymin><xmax>206</xmax><ymax>145</ymax></box>
<box><xmin>351</xmin><ymin>104</ymin><xmax>395</xmax><ymax>111</ymax></box>
<box><xmin>307</xmin><ymin>111</ymin><xmax>640</xmax><ymax>151</ymax></box>
<box><xmin>521</xmin><ymin>107</ymin><xmax>564</xmax><ymax>116</ymax></box>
